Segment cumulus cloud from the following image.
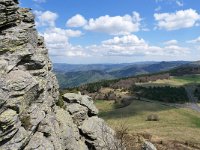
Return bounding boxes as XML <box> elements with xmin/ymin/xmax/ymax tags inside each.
<box><xmin>34</xmin><ymin>10</ymin><xmax>58</xmax><ymax>27</ymax></box>
<box><xmin>102</xmin><ymin>35</ymin><xmax>146</xmax><ymax>45</ymax></box>
<box><xmin>83</xmin><ymin>12</ymin><xmax>141</xmax><ymax>35</ymax></box>
<box><xmin>43</xmin><ymin>27</ymin><xmax>82</xmax><ymax>44</ymax></box>
<box><xmin>42</xmin><ymin>28</ymin><xmax>189</xmax><ymax>58</ymax></box>
<box><xmin>34</xmin><ymin>10</ymin><xmax>88</xmax><ymax>57</ymax></box>
<box><xmin>66</xmin><ymin>14</ymin><xmax>87</xmax><ymax>27</ymax></box>
<box><xmin>33</xmin><ymin>10</ymin><xmax>192</xmax><ymax>60</ymax></box>
<box><xmin>87</xmin><ymin>35</ymin><xmax>189</xmax><ymax>57</ymax></box>
<box><xmin>187</xmin><ymin>36</ymin><xmax>200</xmax><ymax>43</ymax></box>
<box><xmin>154</xmin><ymin>9</ymin><xmax>200</xmax><ymax>30</ymax></box>
<box><xmin>41</xmin><ymin>27</ymin><xmax>87</xmax><ymax>57</ymax></box>
<box><xmin>66</xmin><ymin>50</ymin><xmax>90</xmax><ymax>57</ymax></box>
<box><xmin>163</xmin><ymin>40</ymin><xmax>178</xmax><ymax>45</ymax></box>
<box><xmin>66</xmin><ymin>12</ymin><xmax>143</xmax><ymax>35</ymax></box>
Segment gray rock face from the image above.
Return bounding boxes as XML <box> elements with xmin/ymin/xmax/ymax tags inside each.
<box><xmin>63</xmin><ymin>93</ymin><xmax>99</xmax><ymax>116</ymax></box>
<box><xmin>142</xmin><ymin>141</ymin><xmax>157</xmax><ymax>150</ymax></box>
<box><xmin>0</xmin><ymin>0</ymin><xmax>118</xmax><ymax>149</ymax></box>
<box><xmin>80</xmin><ymin>116</ymin><xmax>117</xmax><ymax>150</ymax></box>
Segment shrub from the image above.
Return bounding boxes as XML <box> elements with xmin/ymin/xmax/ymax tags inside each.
<box><xmin>56</xmin><ymin>97</ymin><xmax>64</xmax><ymax>107</ymax></box>
<box><xmin>146</xmin><ymin>114</ymin><xmax>159</xmax><ymax>121</ymax></box>
<box><xmin>56</xmin><ymin>97</ymin><xmax>67</xmax><ymax>110</ymax></box>
<box><xmin>115</xmin><ymin>122</ymin><xmax>130</xmax><ymax>147</ymax></box>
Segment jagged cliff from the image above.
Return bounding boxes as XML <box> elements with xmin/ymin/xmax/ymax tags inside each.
<box><xmin>0</xmin><ymin>0</ymin><xmax>117</xmax><ymax>149</ymax></box>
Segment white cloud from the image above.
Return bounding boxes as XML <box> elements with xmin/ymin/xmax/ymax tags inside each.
<box><xmin>66</xmin><ymin>14</ymin><xmax>87</xmax><ymax>27</ymax></box>
<box><xmin>42</xmin><ymin>28</ymin><xmax>189</xmax><ymax>58</ymax></box>
<box><xmin>155</xmin><ymin>0</ymin><xmax>183</xmax><ymax>6</ymax></box>
<box><xmin>34</xmin><ymin>11</ymin><xmax>58</xmax><ymax>27</ymax></box>
<box><xmin>33</xmin><ymin>10</ymin><xmax>193</xmax><ymax>61</ymax></box>
<box><xmin>187</xmin><ymin>36</ymin><xmax>200</xmax><ymax>43</ymax></box>
<box><xmin>41</xmin><ymin>27</ymin><xmax>85</xmax><ymax>57</ymax></box>
<box><xmin>66</xmin><ymin>50</ymin><xmax>90</xmax><ymax>57</ymax></box>
<box><xmin>154</xmin><ymin>9</ymin><xmax>200</xmax><ymax>30</ymax></box>
<box><xmin>84</xmin><ymin>12</ymin><xmax>141</xmax><ymax>35</ymax></box>
<box><xmin>163</xmin><ymin>40</ymin><xmax>178</xmax><ymax>45</ymax></box>
<box><xmin>87</xmin><ymin>35</ymin><xmax>189</xmax><ymax>57</ymax></box>
<box><xmin>164</xmin><ymin>45</ymin><xmax>189</xmax><ymax>55</ymax></box>
<box><xmin>102</xmin><ymin>35</ymin><xmax>146</xmax><ymax>45</ymax></box>
<box><xmin>34</xmin><ymin>10</ymin><xmax>89</xmax><ymax>58</ymax></box>
<box><xmin>43</xmin><ymin>27</ymin><xmax>82</xmax><ymax>43</ymax></box>
<box><xmin>33</xmin><ymin>0</ymin><xmax>46</xmax><ymax>3</ymax></box>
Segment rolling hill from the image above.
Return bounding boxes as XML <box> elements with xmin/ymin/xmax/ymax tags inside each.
<box><xmin>109</xmin><ymin>61</ymin><xmax>188</xmax><ymax>78</ymax></box>
<box><xmin>56</xmin><ymin>70</ymin><xmax>114</xmax><ymax>89</ymax></box>
<box><xmin>170</xmin><ymin>61</ymin><xmax>200</xmax><ymax>76</ymax></box>
<box><xmin>54</xmin><ymin>61</ymin><xmax>189</xmax><ymax>88</ymax></box>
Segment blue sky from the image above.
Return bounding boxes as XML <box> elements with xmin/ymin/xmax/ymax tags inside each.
<box><xmin>20</xmin><ymin>0</ymin><xmax>200</xmax><ymax>64</ymax></box>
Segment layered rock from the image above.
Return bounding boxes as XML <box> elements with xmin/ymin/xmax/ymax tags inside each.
<box><xmin>0</xmin><ymin>0</ymin><xmax>118</xmax><ymax>149</ymax></box>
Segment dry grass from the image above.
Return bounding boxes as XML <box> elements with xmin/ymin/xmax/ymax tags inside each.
<box><xmin>99</xmin><ymin>87</ymin><xmax>114</xmax><ymax>94</ymax></box>
<box><xmin>95</xmin><ymin>100</ymin><xmax>200</xmax><ymax>144</ymax></box>
<box><xmin>99</xmin><ymin>88</ymin><xmax>129</xmax><ymax>97</ymax></box>
<box><xmin>95</xmin><ymin>100</ymin><xmax>115</xmax><ymax>112</ymax></box>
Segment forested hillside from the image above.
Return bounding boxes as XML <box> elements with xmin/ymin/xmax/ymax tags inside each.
<box><xmin>55</xmin><ymin>61</ymin><xmax>188</xmax><ymax>88</ymax></box>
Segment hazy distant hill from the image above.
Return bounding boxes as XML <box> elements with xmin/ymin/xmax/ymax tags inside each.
<box><xmin>53</xmin><ymin>63</ymin><xmax>133</xmax><ymax>73</ymax></box>
<box><xmin>56</xmin><ymin>70</ymin><xmax>114</xmax><ymax>89</ymax></box>
<box><xmin>54</xmin><ymin>61</ymin><xmax>189</xmax><ymax>88</ymax></box>
<box><xmin>109</xmin><ymin>61</ymin><xmax>188</xmax><ymax>78</ymax></box>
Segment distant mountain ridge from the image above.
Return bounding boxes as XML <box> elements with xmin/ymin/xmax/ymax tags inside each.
<box><xmin>53</xmin><ymin>63</ymin><xmax>134</xmax><ymax>73</ymax></box>
<box><xmin>53</xmin><ymin>61</ymin><xmax>190</xmax><ymax>88</ymax></box>
<box><xmin>56</xmin><ymin>70</ymin><xmax>114</xmax><ymax>88</ymax></box>
<box><xmin>169</xmin><ymin>61</ymin><xmax>200</xmax><ymax>76</ymax></box>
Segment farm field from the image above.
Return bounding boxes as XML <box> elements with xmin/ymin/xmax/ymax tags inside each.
<box><xmin>95</xmin><ymin>100</ymin><xmax>200</xmax><ymax>144</ymax></box>
<box><xmin>136</xmin><ymin>75</ymin><xmax>200</xmax><ymax>87</ymax></box>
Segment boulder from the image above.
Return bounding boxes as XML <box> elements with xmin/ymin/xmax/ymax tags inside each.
<box><xmin>142</xmin><ymin>141</ymin><xmax>157</xmax><ymax>150</ymax></box>
<box><xmin>67</xmin><ymin>103</ymin><xmax>88</xmax><ymax>125</ymax></box>
<box><xmin>63</xmin><ymin>93</ymin><xmax>98</xmax><ymax>115</ymax></box>
<box><xmin>80</xmin><ymin>116</ymin><xmax>117</xmax><ymax>150</ymax></box>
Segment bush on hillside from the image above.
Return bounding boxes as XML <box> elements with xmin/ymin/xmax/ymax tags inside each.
<box><xmin>194</xmin><ymin>85</ymin><xmax>200</xmax><ymax>101</ymax></box>
<box><xmin>146</xmin><ymin>114</ymin><xmax>159</xmax><ymax>121</ymax></box>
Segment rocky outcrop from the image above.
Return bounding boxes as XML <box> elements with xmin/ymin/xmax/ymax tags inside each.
<box><xmin>0</xmin><ymin>0</ymin><xmax>117</xmax><ymax>149</ymax></box>
<box><xmin>63</xmin><ymin>93</ymin><xmax>118</xmax><ymax>149</ymax></box>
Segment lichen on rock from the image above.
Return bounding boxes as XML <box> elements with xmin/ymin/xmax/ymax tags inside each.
<box><xmin>0</xmin><ymin>0</ymin><xmax>118</xmax><ymax>149</ymax></box>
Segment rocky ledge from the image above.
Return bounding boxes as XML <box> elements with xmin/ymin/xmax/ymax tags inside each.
<box><xmin>0</xmin><ymin>0</ymin><xmax>118</xmax><ymax>149</ymax></box>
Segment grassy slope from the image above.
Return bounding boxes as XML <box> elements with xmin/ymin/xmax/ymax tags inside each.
<box><xmin>95</xmin><ymin>100</ymin><xmax>200</xmax><ymax>143</ymax></box>
<box><xmin>173</xmin><ymin>75</ymin><xmax>200</xmax><ymax>84</ymax></box>
<box><xmin>136</xmin><ymin>75</ymin><xmax>200</xmax><ymax>87</ymax></box>
<box><xmin>94</xmin><ymin>75</ymin><xmax>200</xmax><ymax>144</ymax></box>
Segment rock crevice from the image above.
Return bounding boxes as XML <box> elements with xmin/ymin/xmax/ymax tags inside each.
<box><xmin>0</xmin><ymin>0</ymin><xmax>117</xmax><ymax>149</ymax></box>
